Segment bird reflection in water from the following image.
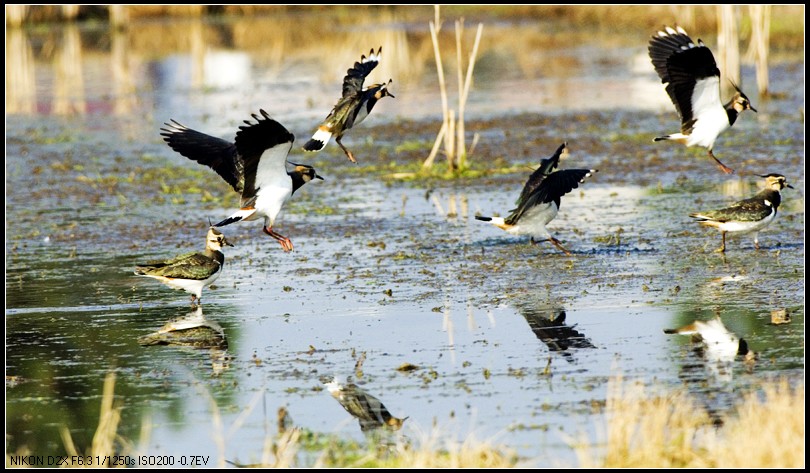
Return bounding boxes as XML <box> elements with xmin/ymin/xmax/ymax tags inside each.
<box><xmin>663</xmin><ymin>314</ymin><xmax>757</xmax><ymax>425</ymax></box>
<box><xmin>520</xmin><ymin>307</ymin><xmax>596</xmax><ymax>362</ymax></box>
<box><xmin>322</xmin><ymin>376</ymin><xmax>407</xmax><ymax>433</ymax></box>
<box><xmin>138</xmin><ymin>305</ymin><xmax>229</xmax><ymax>374</ymax></box>
<box><xmin>664</xmin><ymin>316</ymin><xmax>755</xmax><ymax>385</ymax></box>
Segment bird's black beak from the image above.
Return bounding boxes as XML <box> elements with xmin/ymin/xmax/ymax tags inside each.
<box><xmin>749</xmin><ymin>105</ymin><xmax>758</xmax><ymax>113</ymax></box>
<box><xmin>786</xmin><ymin>183</ymin><xmax>794</xmax><ymax>189</ymax></box>
<box><xmin>315</xmin><ymin>174</ymin><xmax>325</xmax><ymax>181</ymax></box>
<box><xmin>388</xmin><ymin>92</ymin><xmax>396</xmax><ymax>99</ymax></box>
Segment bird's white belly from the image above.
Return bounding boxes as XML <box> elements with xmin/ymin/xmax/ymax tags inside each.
<box><xmin>253</xmin><ymin>183</ymin><xmax>292</xmax><ymax>226</ymax></box>
<box><xmin>687</xmin><ymin>106</ymin><xmax>729</xmax><ymax>148</ymax></box>
<box><xmin>508</xmin><ymin>203</ymin><xmax>558</xmax><ymax>239</ymax></box>
<box><xmin>161</xmin><ymin>269</ymin><xmax>220</xmax><ymax>296</ymax></box>
<box><xmin>718</xmin><ymin>209</ymin><xmax>776</xmax><ymax>234</ymax></box>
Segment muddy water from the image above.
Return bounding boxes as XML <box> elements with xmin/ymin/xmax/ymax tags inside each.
<box><xmin>5</xmin><ymin>11</ymin><xmax>805</xmax><ymax>467</ymax></box>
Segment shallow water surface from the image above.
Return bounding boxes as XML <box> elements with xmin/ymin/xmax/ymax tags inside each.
<box><xmin>6</xmin><ymin>10</ymin><xmax>805</xmax><ymax>467</ymax></box>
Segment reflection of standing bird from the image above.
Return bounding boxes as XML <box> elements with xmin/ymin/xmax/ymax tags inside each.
<box><xmin>689</xmin><ymin>174</ymin><xmax>793</xmax><ymax>252</ymax></box>
<box><xmin>303</xmin><ymin>47</ymin><xmax>395</xmax><ymax>163</ymax></box>
<box><xmin>137</xmin><ymin>304</ymin><xmax>227</xmax><ymax>350</ymax></box>
<box><xmin>161</xmin><ymin>109</ymin><xmax>323</xmax><ymax>252</ymax></box>
<box><xmin>324</xmin><ymin>377</ymin><xmax>407</xmax><ymax>433</ymax></box>
<box><xmin>648</xmin><ymin>26</ymin><xmax>757</xmax><ymax>174</ymax></box>
<box><xmin>135</xmin><ymin>227</ymin><xmax>232</xmax><ymax>305</ymax></box>
<box><xmin>475</xmin><ymin>143</ymin><xmax>596</xmax><ymax>255</ymax></box>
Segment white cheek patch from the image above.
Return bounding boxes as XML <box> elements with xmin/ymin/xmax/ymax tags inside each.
<box><xmin>764</xmin><ymin>199</ymin><xmax>772</xmax><ymax>207</ymax></box>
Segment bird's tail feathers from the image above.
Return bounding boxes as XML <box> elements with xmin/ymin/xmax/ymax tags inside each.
<box><xmin>214</xmin><ymin>208</ymin><xmax>256</xmax><ymax>228</ymax></box>
<box><xmin>663</xmin><ymin>322</ymin><xmax>699</xmax><ymax>335</ymax></box>
<box><xmin>688</xmin><ymin>213</ymin><xmax>712</xmax><ymax>222</ymax></box>
<box><xmin>303</xmin><ymin>129</ymin><xmax>332</xmax><ymax>152</ymax></box>
<box><xmin>476</xmin><ymin>216</ymin><xmax>505</xmax><ymax>226</ymax></box>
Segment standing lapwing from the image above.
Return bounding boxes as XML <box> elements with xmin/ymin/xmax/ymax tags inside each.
<box><xmin>475</xmin><ymin>143</ymin><xmax>597</xmax><ymax>255</ymax></box>
<box><xmin>648</xmin><ymin>25</ymin><xmax>757</xmax><ymax>174</ymax></box>
<box><xmin>689</xmin><ymin>173</ymin><xmax>793</xmax><ymax>252</ymax></box>
<box><xmin>303</xmin><ymin>47</ymin><xmax>395</xmax><ymax>163</ymax></box>
<box><xmin>135</xmin><ymin>227</ymin><xmax>233</xmax><ymax>305</ymax></box>
<box><xmin>161</xmin><ymin>109</ymin><xmax>324</xmax><ymax>252</ymax></box>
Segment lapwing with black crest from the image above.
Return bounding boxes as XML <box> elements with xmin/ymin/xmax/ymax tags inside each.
<box><xmin>303</xmin><ymin>47</ymin><xmax>394</xmax><ymax>163</ymax></box>
<box><xmin>161</xmin><ymin>109</ymin><xmax>324</xmax><ymax>252</ymax></box>
<box><xmin>648</xmin><ymin>25</ymin><xmax>757</xmax><ymax>174</ymax></box>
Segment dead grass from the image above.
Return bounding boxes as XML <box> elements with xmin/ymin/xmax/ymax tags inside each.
<box><xmin>350</xmin><ymin>427</ymin><xmax>518</xmax><ymax>468</ymax></box>
<box><xmin>573</xmin><ymin>375</ymin><xmax>805</xmax><ymax>468</ymax></box>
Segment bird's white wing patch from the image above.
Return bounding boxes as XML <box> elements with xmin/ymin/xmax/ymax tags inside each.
<box><xmin>691</xmin><ymin>76</ymin><xmax>723</xmax><ymax>120</ymax></box>
<box><xmin>254</xmin><ymin>141</ymin><xmax>294</xmax><ymax>190</ymax></box>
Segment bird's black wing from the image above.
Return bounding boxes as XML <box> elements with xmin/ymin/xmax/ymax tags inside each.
<box><xmin>507</xmin><ymin>169</ymin><xmax>594</xmax><ymax>224</ymax></box>
<box><xmin>135</xmin><ymin>251</ymin><xmax>198</xmax><ymax>271</ymax></box>
<box><xmin>136</xmin><ymin>253</ymin><xmax>220</xmax><ymax>280</ymax></box>
<box><xmin>648</xmin><ymin>27</ymin><xmax>720</xmax><ymax>127</ymax></box>
<box><xmin>692</xmin><ymin>190</ymin><xmax>780</xmax><ymax>223</ymax></box>
<box><xmin>516</xmin><ymin>142</ymin><xmax>568</xmax><ymax>206</ymax></box>
<box><xmin>234</xmin><ymin>109</ymin><xmax>294</xmax><ymax>200</ymax></box>
<box><xmin>160</xmin><ymin>120</ymin><xmax>243</xmax><ymax>193</ymax></box>
<box><xmin>342</xmin><ymin>47</ymin><xmax>381</xmax><ymax>99</ymax></box>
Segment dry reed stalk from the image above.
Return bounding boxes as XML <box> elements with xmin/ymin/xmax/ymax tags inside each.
<box><xmin>423</xmin><ymin>6</ymin><xmax>483</xmax><ymax>174</ymax></box>
<box><xmin>455</xmin><ymin>20</ymin><xmax>484</xmax><ymax>171</ymax></box>
<box><xmin>745</xmin><ymin>4</ymin><xmax>771</xmax><ymax>95</ymax></box>
<box><xmin>424</xmin><ymin>9</ymin><xmax>450</xmax><ymax>170</ymax></box>
<box><xmin>716</xmin><ymin>5</ymin><xmax>741</xmax><ymax>98</ymax></box>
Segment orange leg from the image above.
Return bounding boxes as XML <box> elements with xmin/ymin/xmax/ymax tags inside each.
<box><xmin>550</xmin><ymin>237</ymin><xmax>572</xmax><ymax>256</ymax></box>
<box><xmin>336</xmin><ymin>137</ymin><xmax>357</xmax><ymax>163</ymax></box>
<box><xmin>264</xmin><ymin>226</ymin><xmax>294</xmax><ymax>252</ymax></box>
<box><xmin>709</xmin><ymin>150</ymin><xmax>735</xmax><ymax>175</ymax></box>
<box><xmin>531</xmin><ymin>237</ymin><xmax>572</xmax><ymax>256</ymax></box>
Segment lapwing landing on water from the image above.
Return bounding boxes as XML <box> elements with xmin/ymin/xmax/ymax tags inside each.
<box><xmin>648</xmin><ymin>25</ymin><xmax>757</xmax><ymax>174</ymax></box>
<box><xmin>475</xmin><ymin>143</ymin><xmax>597</xmax><ymax>255</ymax></box>
<box><xmin>323</xmin><ymin>376</ymin><xmax>408</xmax><ymax>433</ymax></box>
<box><xmin>689</xmin><ymin>173</ymin><xmax>793</xmax><ymax>253</ymax></box>
<box><xmin>303</xmin><ymin>47</ymin><xmax>395</xmax><ymax>163</ymax></box>
<box><xmin>134</xmin><ymin>227</ymin><xmax>232</xmax><ymax>305</ymax></box>
<box><xmin>664</xmin><ymin>316</ymin><xmax>756</xmax><ymax>363</ymax></box>
<box><xmin>161</xmin><ymin>109</ymin><xmax>324</xmax><ymax>252</ymax></box>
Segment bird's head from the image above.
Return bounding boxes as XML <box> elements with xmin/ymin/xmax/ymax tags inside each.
<box><xmin>738</xmin><ymin>338</ymin><xmax>758</xmax><ymax>365</ymax></box>
<box><xmin>758</xmin><ymin>173</ymin><xmax>793</xmax><ymax>191</ymax></box>
<box><xmin>289</xmin><ymin>163</ymin><xmax>324</xmax><ymax>181</ymax></box>
<box><xmin>386</xmin><ymin>416</ymin><xmax>408</xmax><ymax>431</ymax></box>
<box><xmin>207</xmin><ymin>226</ymin><xmax>234</xmax><ymax>250</ymax></box>
<box><xmin>373</xmin><ymin>79</ymin><xmax>395</xmax><ymax>99</ymax></box>
<box><xmin>729</xmin><ymin>81</ymin><xmax>757</xmax><ymax>113</ymax></box>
